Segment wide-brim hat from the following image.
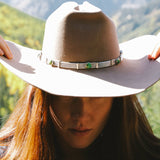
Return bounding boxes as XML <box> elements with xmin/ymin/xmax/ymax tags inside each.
<box><xmin>0</xmin><ymin>1</ymin><xmax>160</xmax><ymax>97</ymax></box>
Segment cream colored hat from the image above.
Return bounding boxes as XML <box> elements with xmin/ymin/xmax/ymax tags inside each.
<box><xmin>0</xmin><ymin>1</ymin><xmax>160</xmax><ymax>97</ymax></box>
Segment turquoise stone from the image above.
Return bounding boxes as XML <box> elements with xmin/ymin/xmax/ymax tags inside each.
<box><xmin>86</xmin><ymin>63</ymin><xmax>92</xmax><ymax>69</ymax></box>
<box><xmin>115</xmin><ymin>59</ymin><xmax>120</xmax><ymax>65</ymax></box>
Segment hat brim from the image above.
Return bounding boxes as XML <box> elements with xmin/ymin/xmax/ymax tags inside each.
<box><xmin>0</xmin><ymin>35</ymin><xmax>160</xmax><ymax>97</ymax></box>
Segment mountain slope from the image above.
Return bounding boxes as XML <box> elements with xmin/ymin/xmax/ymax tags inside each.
<box><xmin>0</xmin><ymin>0</ymin><xmax>153</xmax><ymax>19</ymax></box>
<box><xmin>0</xmin><ymin>1</ymin><xmax>160</xmax><ymax>46</ymax></box>
<box><xmin>0</xmin><ymin>2</ymin><xmax>44</xmax><ymax>49</ymax></box>
<box><xmin>114</xmin><ymin>0</ymin><xmax>160</xmax><ymax>42</ymax></box>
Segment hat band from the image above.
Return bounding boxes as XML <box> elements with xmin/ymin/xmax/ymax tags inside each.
<box><xmin>39</xmin><ymin>51</ymin><xmax>123</xmax><ymax>70</ymax></box>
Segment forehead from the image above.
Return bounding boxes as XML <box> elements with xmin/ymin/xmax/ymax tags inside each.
<box><xmin>53</xmin><ymin>95</ymin><xmax>113</xmax><ymax>101</ymax></box>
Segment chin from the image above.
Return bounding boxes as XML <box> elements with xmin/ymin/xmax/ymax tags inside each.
<box><xmin>68</xmin><ymin>141</ymin><xmax>92</xmax><ymax>149</ymax></box>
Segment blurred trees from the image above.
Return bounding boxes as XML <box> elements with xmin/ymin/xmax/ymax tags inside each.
<box><xmin>0</xmin><ymin>2</ymin><xmax>44</xmax><ymax>49</ymax></box>
<box><xmin>138</xmin><ymin>81</ymin><xmax>160</xmax><ymax>137</ymax></box>
<box><xmin>0</xmin><ymin>2</ymin><xmax>44</xmax><ymax>125</ymax></box>
<box><xmin>113</xmin><ymin>0</ymin><xmax>160</xmax><ymax>43</ymax></box>
<box><xmin>0</xmin><ymin>67</ymin><xmax>20</xmax><ymax>125</ymax></box>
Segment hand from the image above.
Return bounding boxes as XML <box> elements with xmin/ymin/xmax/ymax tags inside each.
<box><xmin>0</xmin><ymin>35</ymin><xmax>13</xmax><ymax>59</ymax></box>
<box><xmin>148</xmin><ymin>41</ymin><xmax>160</xmax><ymax>60</ymax></box>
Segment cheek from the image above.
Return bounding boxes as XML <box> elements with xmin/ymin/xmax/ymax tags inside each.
<box><xmin>50</xmin><ymin>102</ymin><xmax>71</xmax><ymax>128</ymax></box>
<box><xmin>92</xmin><ymin>99</ymin><xmax>113</xmax><ymax>134</ymax></box>
<box><xmin>94</xmin><ymin>106</ymin><xmax>112</xmax><ymax>131</ymax></box>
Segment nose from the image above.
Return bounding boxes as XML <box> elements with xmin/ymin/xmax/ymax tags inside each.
<box><xmin>70</xmin><ymin>98</ymin><xmax>90</xmax><ymax>120</ymax></box>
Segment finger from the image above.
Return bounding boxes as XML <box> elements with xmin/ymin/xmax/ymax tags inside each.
<box><xmin>0</xmin><ymin>48</ymin><xmax>4</xmax><ymax>56</ymax></box>
<box><xmin>148</xmin><ymin>49</ymin><xmax>160</xmax><ymax>60</ymax></box>
<box><xmin>0</xmin><ymin>35</ymin><xmax>13</xmax><ymax>59</ymax></box>
<box><xmin>0</xmin><ymin>39</ymin><xmax>13</xmax><ymax>59</ymax></box>
<box><xmin>152</xmin><ymin>46</ymin><xmax>160</xmax><ymax>60</ymax></box>
<box><xmin>148</xmin><ymin>42</ymin><xmax>160</xmax><ymax>60</ymax></box>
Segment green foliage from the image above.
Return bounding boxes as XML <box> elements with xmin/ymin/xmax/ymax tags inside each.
<box><xmin>0</xmin><ymin>2</ymin><xmax>44</xmax><ymax>126</ymax></box>
<box><xmin>138</xmin><ymin>81</ymin><xmax>160</xmax><ymax>137</ymax></box>
<box><xmin>0</xmin><ymin>2</ymin><xmax>45</xmax><ymax>49</ymax></box>
<box><xmin>0</xmin><ymin>67</ymin><xmax>20</xmax><ymax>125</ymax></box>
<box><xmin>113</xmin><ymin>0</ymin><xmax>160</xmax><ymax>42</ymax></box>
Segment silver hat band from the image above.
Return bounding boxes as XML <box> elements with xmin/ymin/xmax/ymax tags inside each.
<box><xmin>39</xmin><ymin>51</ymin><xmax>123</xmax><ymax>70</ymax></box>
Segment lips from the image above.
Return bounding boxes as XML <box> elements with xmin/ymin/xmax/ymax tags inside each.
<box><xmin>69</xmin><ymin>128</ymin><xmax>92</xmax><ymax>136</ymax></box>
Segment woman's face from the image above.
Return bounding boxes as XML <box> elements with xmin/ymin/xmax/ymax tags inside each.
<box><xmin>50</xmin><ymin>96</ymin><xmax>113</xmax><ymax>149</ymax></box>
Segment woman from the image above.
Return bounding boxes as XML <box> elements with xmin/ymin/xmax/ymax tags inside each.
<box><xmin>0</xmin><ymin>2</ymin><xmax>160</xmax><ymax>160</ymax></box>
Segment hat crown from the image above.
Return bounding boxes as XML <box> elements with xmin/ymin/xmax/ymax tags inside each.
<box><xmin>42</xmin><ymin>2</ymin><xmax>120</xmax><ymax>63</ymax></box>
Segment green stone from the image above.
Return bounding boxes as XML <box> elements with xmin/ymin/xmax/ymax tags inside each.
<box><xmin>86</xmin><ymin>63</ymin><xmax>92</xmax><ymax>69</ymax></box>
<box><xmin>115</xmin><ymin>59</ymin><xmax>120</xmax><ymax>65</ymax></box>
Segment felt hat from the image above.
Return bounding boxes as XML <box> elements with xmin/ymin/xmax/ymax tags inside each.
<box><xmin>0</xmin><ymin>1</ymin><xmax>160</xmax><ymax>97</ymax></box>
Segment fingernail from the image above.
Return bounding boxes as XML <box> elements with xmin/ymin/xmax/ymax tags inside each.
<box><xmin>148</xmin><ymin>54</ymin><xmax>152</xmax><ymax>60</ymax></box>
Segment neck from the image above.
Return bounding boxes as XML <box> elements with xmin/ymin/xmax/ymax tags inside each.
<box><xmin>55</xmin><ymin>136</ymin><xmax>89</xmax><ymax>160</ymax></box>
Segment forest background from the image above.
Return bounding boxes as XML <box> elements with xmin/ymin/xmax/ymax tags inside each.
<box><xmin>0</xmin><ymin>0</ymin><xmax>160</xmax><ymax>137</ymax></box>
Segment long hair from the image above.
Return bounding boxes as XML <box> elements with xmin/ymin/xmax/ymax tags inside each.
<box><xmin>90</xmin><ymin>96</ymin><xmax>160</xmax><ymax>160</ymax></box>
<box><xmin>0</xmin><ymin>85</ymin><xmax>160</xmax><ymax>160</ymax></box>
